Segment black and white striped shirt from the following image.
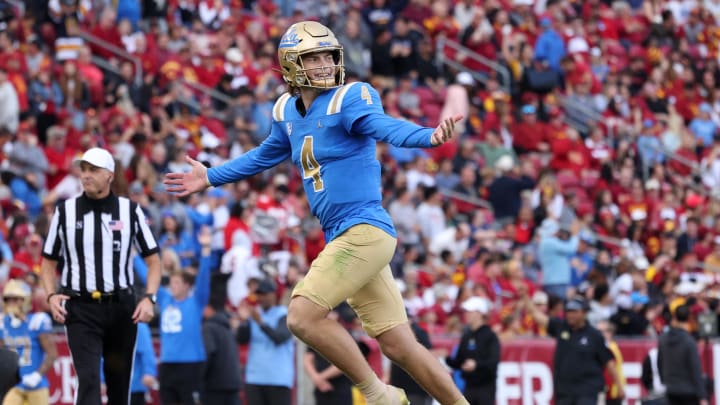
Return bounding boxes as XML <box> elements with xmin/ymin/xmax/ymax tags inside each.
<box><xmin>42</xmin><ymin>193</ymin><xmax>159</xmax><ymax>293</ymax></box>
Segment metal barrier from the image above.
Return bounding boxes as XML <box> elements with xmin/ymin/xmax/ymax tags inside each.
<box><xmin>435</xmin><ymin>37</ymin><xmax>511</xmax><ymax>93</ymax></box>
<box><xmin>178</xmin><ymin>77</ymin><xmax>235</xmax><ymax>107</ymax></box>
<box><xmin>76</xmin><ymin>29</ymin><xmax>234</xmax><ymax>112</ymax></box>
<box><xmin>75</xmin><ymin>29</ymin><xmax>143</xmax><ymax>86</ymax></box>
<box><xmin>557</xmin><ymin>95</ymin><xmax>604</xmax><ymax>134</ymax></box>
<box><xmin>440</xmin><ymin>188</ymin><xmax>494</xmax><ymax>210</ymax></box>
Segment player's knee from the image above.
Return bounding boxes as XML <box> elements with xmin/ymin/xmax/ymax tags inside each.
<box><xmin>379</xmin><ymin>338</ymin><xmax>413</xmax><ymax>365</ymax></box>
<box><xmin>286</xmin><ymin>304</ymin><xmax>308</xmax><ymax>338</ymax></box>
<box><xmin>288</xmin><ymin>296</ymin><xmax>329</xmax><ymax>338</ymax></box>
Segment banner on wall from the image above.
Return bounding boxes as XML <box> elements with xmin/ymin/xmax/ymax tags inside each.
<box><xmin>44</xmin><ymin>334</ymin><xmax>720</xmax><ymax>405</ymax></box>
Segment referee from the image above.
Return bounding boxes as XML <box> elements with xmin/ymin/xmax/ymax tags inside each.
<box><xmin>40</xmin><ymin>147</ymin><xmax>161</xmax><ymax>405</ymax></box>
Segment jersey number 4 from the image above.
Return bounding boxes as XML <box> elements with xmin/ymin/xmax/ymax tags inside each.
<box><xmin>301</xmin><ymin>136</ymin><xmax>324</xmax><ymax>192</ymax></box>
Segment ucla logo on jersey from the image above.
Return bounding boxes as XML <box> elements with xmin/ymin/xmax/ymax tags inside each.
<box><xmin>286</xmin><ymin>122</ymin><xmax>293</xmax><ymax>136</ymax></box>
<box><xmin>279</xmin><ymin>27</ymin><xmax>300</xmax><ymax>49</ymax></box>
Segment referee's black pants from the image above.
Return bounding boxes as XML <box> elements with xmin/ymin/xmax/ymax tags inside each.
<box><xmin>65</xmin><ymin>293</ymin><xmax>137</xmax><ymax>405</ymax></box>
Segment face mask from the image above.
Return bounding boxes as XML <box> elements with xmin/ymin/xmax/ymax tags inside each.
<box><xmin>5</xmin><ymin>303</ymin><xmax>25</xmax><ymax>324</ymax></box>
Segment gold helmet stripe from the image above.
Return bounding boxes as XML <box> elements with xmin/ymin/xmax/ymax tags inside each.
<box><xmin>273</xmin><ymin>93</ymin><xmax>292</xmax><ymax>122</ymax></box>
<box><xmin>326</xmin><ymin>82</ymin><xmax>360</xmax><ymax>115</ymax></box>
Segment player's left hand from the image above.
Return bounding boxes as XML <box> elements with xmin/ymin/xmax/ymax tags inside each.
<box><xmin>133</xmin><ymin>298</ymin><xmax>155</xmax><ymax>324</ymax></box>
<box><xmin>22</xmin><ymin>371</ymin><xmax>42</xmax><ymax>388</ymax></box>
<box><xmin>430</xmin><ymin>114</ymin><xmax>464</xmax><ymax>145</ymax></box>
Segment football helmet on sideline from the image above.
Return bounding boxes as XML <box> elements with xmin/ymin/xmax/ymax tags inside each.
<box><xmin>277</xmin><ymin>21</ymin><xmax>345</xmax><ymax>90</ymax></box>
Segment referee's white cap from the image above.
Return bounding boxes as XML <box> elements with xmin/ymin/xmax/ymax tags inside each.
<box><xmin>75</xmin><ymin>147</ymin><xmax>115</xmax><ymax>173</ymax></box>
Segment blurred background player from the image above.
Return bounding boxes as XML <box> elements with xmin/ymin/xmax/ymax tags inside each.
<box><xmin>0</xmin><ymin>279</ymin><xmax>56</xmax><ymax>405</ymax></box>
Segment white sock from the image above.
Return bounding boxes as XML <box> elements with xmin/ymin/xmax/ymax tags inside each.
<box><xmin>356</xmin><ymin>375</ymin><xmax>386</xmax><ymax>403</ymax></box>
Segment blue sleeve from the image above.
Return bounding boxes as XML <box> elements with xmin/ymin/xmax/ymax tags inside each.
<box><xmin>547</xmin><ymin>236</ymin><xmax>580</xmax><ymax>255</ymax></box>
<box><xmin>207</xmin><ymin>125</ymin><xmax>291</xmax><ymax>186</ymax></box>
<box><xmin>137</xmin><ymin>324</ymin><xmax>157</xmax><ymax>378</ymax></box>
<box><xmin>534</xmin><ymin>35</ymin><xmax>549</xmax><ymax>61</ymax></box>
<box><xmin>185</xmin><ymin>207</ymin><xmax>213</xmax><ymax>232</ymax></box>
<box><xmin>353</xmin><ymin>114</ymin><xmax>434</xmax><ymax>148</ymax></box>
<box><xmin>157</xmin><ymin>286</ymin><xmax>170</xmax><ymax>305</ymax></box>
<box><xmin>340</xmin><ymin>83</ymin><xmax>434</xmax><ymax>149</ymax></box>
<box><xmin>194</xmin><ymin>253</ymin><xmax>211</xmax><ymax>308</ymax></box>
<box><xmin>134</xmin><ymin>255</ymin><xmax>148</xmax><ymax>285</ymax></box>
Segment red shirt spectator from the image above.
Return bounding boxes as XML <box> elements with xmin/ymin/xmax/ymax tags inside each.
<box><xmin>194</xmin><ymin>55</ymin><xmax>225</xmax><ymax>88</ymax></box>
<box><xmin>9</xmin><ymin>234</ymin><xmax>43</xmax><ymax>280</ymax></box>
<box><xmin>514</xmin><ymin>206</ymin><xmax>535</xmax><ymax>245</ymax></box>
<box><xmin>159</xmin><ymin>48</ymin><xmax>198</xmax><ymax>88</ymax></box>
<box><xmin>76</xmin><ymin>47</ymin><xmax>105</xmax><ymax>106</ymax></box>
<box><xmin>512</xmin><ymin>105</ymin><xmax>550</xmax><ymax>153</ymax></box>
<box><xmin>0</xmin><ymin>32</ymin><xmax>28</xmax><ymax>75</ymax></box>
<box><xmin>44</xmin><ymin>126</ymin><xmax>77</xmax><ymax>190</ymax></box>
<box><xmin>90</xmin><ymin>8</ymin><xmax>124</xmax><ymax>60</ymax></box>
<box><xmin>468</xmin><ymin>257</ymin><xmax>502</xmax><ymax>302</ymax></box>
<box><xmin>549</xmin><ymin>130</ymin><xmax>591</xmax><ymax>176</ymax></box>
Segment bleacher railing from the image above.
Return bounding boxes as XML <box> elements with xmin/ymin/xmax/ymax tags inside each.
<box><xmin>74</xmin><ymin>28</ymin><xmax>143</xmax><ymax>86</ymax></box>
<box><xmin>434</xmin><ymin>38</ymin><xmax>605</xmax><ymax>136</ymax></box>
<box><xmin>435</xmin><ymin>37</ymin><xmax>511</xmax><ymax>94</ymax></box>
<box><xmin>75</xmin><ymin>28</ymin><xmax>232</xmax><ymax>115</ymax></box>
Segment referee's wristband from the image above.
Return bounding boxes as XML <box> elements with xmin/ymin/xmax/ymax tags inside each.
<box><xmin>46</xmin><ymin>292</ymin><xmax>58</xmax><ymax>304</ymax></box>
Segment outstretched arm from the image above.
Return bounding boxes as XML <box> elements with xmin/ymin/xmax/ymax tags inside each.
<box><xmin>164</xmin><ymin>125</ymin><xmax>291</xmax><ymax>197</ymax></box>
<box><xmin>353</xmin><ymin>113</ymin><xmax>463</xmax><ymax>148</ymax></box>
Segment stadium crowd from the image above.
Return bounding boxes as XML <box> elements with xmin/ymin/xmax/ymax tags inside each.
<box><xmin>0</xmin><ymin>0</ymin><xmax>720</xmax><ymax>386</ymax></box>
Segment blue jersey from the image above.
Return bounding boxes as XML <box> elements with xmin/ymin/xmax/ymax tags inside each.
<box><xmin>0</xmin><ymin>312</ymin><xmax>52</xmax><ymax>390</ymax></box>
<box><xmin>157</xmin><ymin>255</ymin><xmax>211</xmax><ymax>363</ymax></box>
<box><xmin>130</xmin><ymin>323</ymin><xmax>157</xmax><ymax>393</ymax></box>
<box><xmin>208</xmin><ymin>82</ymin><xmax>435</xmax><ymax>241</ymax></box>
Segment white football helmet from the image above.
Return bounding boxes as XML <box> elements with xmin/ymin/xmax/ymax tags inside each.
<box><xmin>277</xmin><ymin>21</ymin><xmax>345</xmax><ymax>90</ymax></box>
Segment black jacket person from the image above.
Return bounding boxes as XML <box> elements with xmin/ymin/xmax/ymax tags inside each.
<box><xmin>446</xmin><ymin>297</ymin><xmax>500</xmax><ymax>405</ymax></box>
<box><xmin>658</xmin><ymin>304</ymin><xmax>707</xmax><ymax>405</ymax></box>
<box><xmin>526</xmin><ymin>295</ymin><xmax>624</xmax><ymax>405</ymax></box>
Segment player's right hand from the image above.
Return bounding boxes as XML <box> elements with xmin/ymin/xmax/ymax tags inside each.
<box><xmin>164</xmin><ymin>156</ymin><xmax>210</xmax><ymax>197</ymax></box>
<box><xmin>48</xmin><ymin>294</ymin><xmax>70</xmax><ymax>324</ymax></box>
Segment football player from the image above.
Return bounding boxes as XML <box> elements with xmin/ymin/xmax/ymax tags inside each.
<box><xmin>165</xmin><ymin>21</ymin><xmax>468</xmax><ymax>405</ymax></box>
<box><xmin>0</xmin><ymin>279</ymin><xmax>57</xmax><ymax>405</ymax></box>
